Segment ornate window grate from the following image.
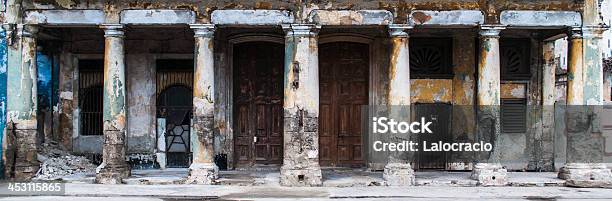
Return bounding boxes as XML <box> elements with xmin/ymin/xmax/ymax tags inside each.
<box><xmin>409</xmin><ymin>38</ymin><xmax>453</xmax><ymax>78</ymax></box>
<box><xmin>501</xmin><ymin>38</ymin><xmax>531</xmax><ymax>80</ymax></box>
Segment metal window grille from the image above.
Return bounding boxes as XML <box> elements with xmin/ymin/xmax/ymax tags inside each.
<box><xmin>79</xmin><ymin>60</ymin><xmax>104</xmax><ymax>136</ymax></box>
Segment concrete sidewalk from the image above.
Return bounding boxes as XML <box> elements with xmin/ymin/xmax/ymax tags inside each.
<box><xmin>59</xmin><ymin>168</ymin><xmax>566</xmax><ymax>187</ymax></box>
<box><xmin>2</xmin><ymin>184</ymin><xmax>612</xmax><ymax>200</ymax></box>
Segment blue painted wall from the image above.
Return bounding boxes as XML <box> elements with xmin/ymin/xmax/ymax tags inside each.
<box><xmin>0</xmin><ymin>33</ymin><xmax>54</xmax><ymax>179</ymax></box>
<box><xmin>37</xmin><ymin>52</ymin><xmax>53</xmax><ymax>110</ymax></box>
<box><xmin>0</xmin><ymin>29</ymin><xmax>7</xmax><ymax>179</ymax></box>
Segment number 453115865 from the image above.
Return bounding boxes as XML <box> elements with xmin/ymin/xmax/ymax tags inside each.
<box><xmin>7</xmin><ymin>182</ymin><xmax>62</xmax><ymax>192</ymax></box>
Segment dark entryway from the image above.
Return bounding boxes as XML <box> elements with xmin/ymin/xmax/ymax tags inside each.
<box><xmin>156</xmin><ymin>60</ymin><xmax>194</xmax><ymax>168</ymax></box>
<box><xmin>319</xmin><ymin>42</ymin><xmax>369</xmax><ymax>167</ymax></box>
<box><xmin>78</xmin><ymin>59</ymin><xmax>104</xmax><ymax>136</ymax></box>
<box><xmin>233</xmin><ymin>42</ymin><xmax>284</xmax><ymax>168</ymax></box>
<box><xmin>414</xmin><ymin>103</ymin><xmax>451</xmax><ymax>169</ymax></box>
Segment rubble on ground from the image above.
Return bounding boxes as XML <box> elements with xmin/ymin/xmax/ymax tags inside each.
<box><xmin>34</xmin><ymin>141</ymin><xmax>97</xmax><ymax>180</ymax></box>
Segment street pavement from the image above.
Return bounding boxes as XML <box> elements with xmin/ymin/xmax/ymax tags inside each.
<box><xmin>1</xmin><ymin>184</ymin><xmax>612</xmax><ymax>200</ymax></box>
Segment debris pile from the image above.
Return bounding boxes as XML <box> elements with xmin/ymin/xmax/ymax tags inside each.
<box><xmin>34</xmin><ymin>141</ymin><xmax>97</xmax><ymax>180</ymax></box>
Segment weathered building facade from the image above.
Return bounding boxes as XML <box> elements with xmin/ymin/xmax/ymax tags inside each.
<box><xmin>0</xmin><ymin>0</ymin><xmax>610</xmax><ymax>187</ymax></box>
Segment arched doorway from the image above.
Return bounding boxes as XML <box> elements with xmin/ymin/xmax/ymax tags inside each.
<box><xmin>156</xmin><ymin>60</ymin><xmax>194</xmax><ymax>168</ymax></box>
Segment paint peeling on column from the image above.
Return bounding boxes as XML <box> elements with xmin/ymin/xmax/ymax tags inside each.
<box><xmin>582</xmin><ymin>27</ymin><xmax>607</xmax><ymax>105</ymax></box>
<box><xmin>97</xmin><ymin>24</ymin><xmax>129</xmax><ymax>184</ymax></box>
<box><xmin>567</xmin><ymin>28</ymin><xmax>584</xmax><ymax>105</ymax></box>
<box><xmin>387</xmin><ymin>27</ymin><xmax>411</xmax><ymax>106</ymax></box>
<box><xmin>280</xmin><ymin>24</ymin><xmax>322</xmax><ymax>187</ymax></box>
<box><xmin>186</xmin><ymin>24</ymin><xmax>218</xmax><ymax>185</ymax></box>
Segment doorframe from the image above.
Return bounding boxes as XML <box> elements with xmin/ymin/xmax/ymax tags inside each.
<box><xmin>318</xmin><ymin>33</ymin><xmax>376</xmax><ymax>167</ymax></box>
<box><xmin>226</xmin><ymin>34</ymin><xmax>285</xmax><ymax>169</ymax></box>
<box><xmin>154</xmin><ymin>58</ymin><xmax>195</xmax><ymax>168</ymax></box>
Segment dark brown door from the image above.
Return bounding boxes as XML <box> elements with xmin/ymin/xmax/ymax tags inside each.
<box><xmin>415</xmin><ymin>103</ymin><xmax>451</xmax><ymax>169</ymax></box>
<box><xmin>234</xmin><ymin>42</ymin><xmax>284</xmax><ymax>168</ymax></box>
<box><xmin>319</xmin><ymin>42</ymin><xmax>369</xmax><ymax>167</ymax></box>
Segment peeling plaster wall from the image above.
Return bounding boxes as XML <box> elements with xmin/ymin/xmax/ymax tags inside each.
<box><xmin>126</xmin><ymin>54</ymin><xmax>155</xmax><ymax>155</ymax></box>
<box><xmin>407</xmin><ymin>33</ymin><xmax>478</xmax><ymax>170</ymax></box>
<box><xmin>0</xmin><ymin>29</ymin><xmax>7</xmax><ymax>178</ymax></box>
<box><xmin>62</xmin><ymin>28</ymin><xmax>193</xmax><ymax>169</ymax></box>
<box><xmin>37</xmin><ymin>51</ymin><xmax>53</xmax><ymax>142</ymax></box>
<box><xmin>450</xmin><ymin>34</ymin><xmax>476</xmax><ymax>170</ymax></box>
<box><xmin>411</xmin><ymin>79</ymin><xmax>453</xmax><ymax>103</ymax></box>
<box><xmin>10</xmin><ymin>0</ymin><xmax>590</xmax><ymax>172</ymax></box>
<box><xmin>25</xmin><ymin>0</ymin><xmax>582</xmax><ymax>24</ymax></box>
<box><xmin>501</xmin><ymin>83</ymin><xmax>527</xmax><ymax>99</ymax></box>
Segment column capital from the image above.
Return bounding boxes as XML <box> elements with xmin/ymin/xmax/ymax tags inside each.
<box><xmin>1</xmin><ymin>23</ymin><xmax>15</xmax><ymax>32</ymax></box>
<box><xmin>479</xmin><ymin>25</ymin><xmax>505</xmax><ymax>38</ymax></box>
<box><xmin>568</xmin><ymin>26</ymin><xmax>583</xmax><ymax>39</ymax></box>
<box><xmin>190</xmin><ymin>24</ymin><xmax>215</xmax><ymax>38</ymax></box>
<box><xmin>282</xmin><ymin>24</ymin><xmax>321</xmax><ymax>37</ymax></box>
<box><xmin>388</xmin><ymin>24</ymin><xmax>413</xmax><ymax>38</ymax></box>
<box><xmin>582</xmin><ymin>25</ymin><xmax>609</xmax><ymax>39</ymax></box>
<box><xmin>100</xmin><ymin>24</ymin><xmax>124</xmax><ymax>38</ymax></box>
<box><xmin>17</xmin><ymin>24</ymin><xmax>39</xmax><ymax>38</ymax></box>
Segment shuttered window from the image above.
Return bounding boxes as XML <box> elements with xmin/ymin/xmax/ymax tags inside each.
<box><xmin>501</xmin><ymin>99</ymin><xmax>527</xmax><ymax>133</ymax></box>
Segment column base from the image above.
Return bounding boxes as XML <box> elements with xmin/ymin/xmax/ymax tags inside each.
<box><xmin>558</xmin><ymin>163</ymin><xmax>612</xmax><ymax>187</ymax></box>
<box><xmin>471</xmin><ymin>163</ymin><xmax>507</xmax><ymax>186</ymax></box>
<box><xmin>383</xmin><ymin>163</ymin><xmax>415</xmax><ymax>186</ymax></box>
<box><xmin>185</xmin><ymin>163</ymin><xmax>219</xmax><ymax>184</ymax></box>
<box><xmin>280</xmin><ymin>165</ymin><xmax>322</xmax><ymax>187</ymax></box>
<box><xmin>13</xmin><ymin>129</ymin><xmax>39</xmax><ymax>181</ymax></box>
<box><xmin>14</xmin><ymin>164</ymin><xmax>39</xmax><ymax>181</ymax></box>
<box><xmin>95</xmin><ymin>163</ymin><xmax>130</xmax><ymax>184</ymax></box>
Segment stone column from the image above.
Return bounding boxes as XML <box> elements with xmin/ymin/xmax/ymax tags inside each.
<box><xmin>471</xmin><ymin>25</ymin><xmax>507</xmax><ymax>186</ymax></box>
<box><xmin>96</xmin><ymin>24</ymin><xmax>130</xmax><ymax>184</ymax></box>
<box><xmin>280</xmin><ymin>24</ymin><xmax>322</xmax><ymax>187</ymax></box>
<box><xmin>383</xmin><ymin>24</ymin><xmax>415</xmax><ymax>186</ymax></box>
<box><xmin>558</xmin><ymin>26</ymin><xmax>612</xmax><ymax>187</ymax></box>
<box><xmin>540</xmin><ymin>40</ymin><xmax>556</xmax><ymax>171</ymax></box>
<box><xmin>185</xmin><ymin>24</ymin><xmax>218</xmax><ymax>184</ymax></box>
<box><xmin>4</xmin><ymin>24</ymin><xmax>39</xmax><ymax>180</ymax></box>
<box><xmin>566</xmin><ymin>28</ymin><xmax>584</xmax><ymax>106</ymax></box>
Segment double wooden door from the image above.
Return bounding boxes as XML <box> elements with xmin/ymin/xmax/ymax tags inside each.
<box><xmin>234</xmin><ymin>42</ymin><xmax>284</xmax><ymax>167</ymax></box>
<box><xmin>319</xmin><ymin>42</ymin><xmax>369</xmax><ymax>167</ymax></box>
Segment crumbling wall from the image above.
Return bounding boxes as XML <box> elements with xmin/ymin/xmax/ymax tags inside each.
<box><xmin>0</xmin><ymin>27</ymin><xmax>8</xmax><ymax>178</ymax></box>
<box><xmin>56</xmin><ymin>27</ymin><xmax>193</xmax><ymax>169</ymax></box>
<box><xmin>125</xmin><ymin>54</ymin><xmax>156</xmax><ymax>168</ymax></box>
<box><xmin>25</xmin><ymin>0</ymin><xmax>582</xmax><ymax>24</ymax></box>
<box><xmin>450</xmin><ymin>32</ymin><xmax>476</xmax><ymax>170</ymax></box>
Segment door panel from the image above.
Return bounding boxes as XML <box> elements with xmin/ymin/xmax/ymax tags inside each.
<box><xmin>415</xmin><ymin>104</ymin><xmax>451</xmax><ymax>169</ymax></box>
<box><xmin>233</xmin><ymin>42</ymin><xmax>284</xmax><ymax>167</ymax></box>
<box><xmin>319</xmin><ymin>42</ymin><xmax>369</xmax><ymax>167</ymax></box>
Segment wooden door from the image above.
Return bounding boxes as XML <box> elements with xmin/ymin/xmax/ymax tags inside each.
<box><xmin>234</xmin><ymin>42</ymin><xmax>284</xmax><ymax>167</ymax></box>
<box><xmin>415</xmin><ymin>103</ymin><xmax>451</xmax><ymax>169</ymax></box>
<box><xmin>319</xmin><ymin>42</ymin><xmax>369</xmax><ymax>167</ymax></box>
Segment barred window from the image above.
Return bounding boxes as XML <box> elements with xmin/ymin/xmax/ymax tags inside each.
<box><xmin>79</xmin><ymin>59</ymin><xmax>104</xmax><ymax>136</ymax></box>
